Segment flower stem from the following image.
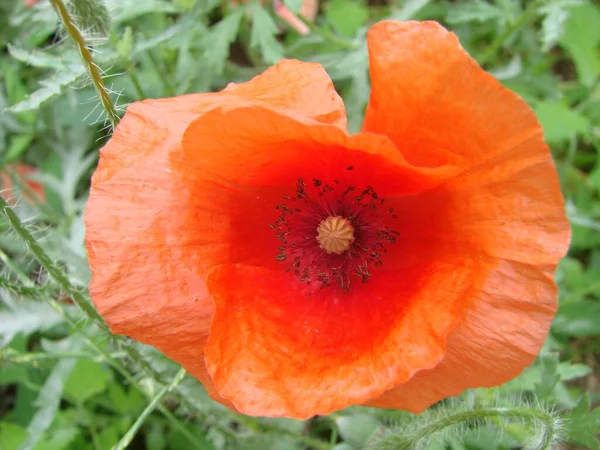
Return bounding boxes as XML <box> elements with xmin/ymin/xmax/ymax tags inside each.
<box><xmin>478</xmin><ymin>0</ymin><xmax>541</xmax><ymax>66</ymax></box>
<box><xmin>296</xmin><ymin>15</ymin><xmax>358</xmax><ymax>51</ymax></box>
<box><xmin>370</xmin><ymin>407</ymin><xmax>557</xmax><ymax>450</ymax></box>
<box><xmin>0</xmin><ymin>348</ymin><xmax>127</xmax><ymax>364</ymax></box>
<box><xmin>0</xmin><ymin>196</ymin><xmax>106</xmax><ymax>327</ymax></box>
<box><xmin>0</xmin><ymin>249</ymin><xmax>34</xmax><ymax>285</ymax></box>
<box><xmin>48</xmin><ymin>0</ymin><xmax>120</xmax><ymax>128</ymax></box>
<box><xmin>112</xmin><ymin>368</ymin><xmax>188</xmax><ymax>450</ymax></box>
<box><xmin>49</xmin><ymin>298</ymin><xmax>206</xmax><ymax>450</ymax></box>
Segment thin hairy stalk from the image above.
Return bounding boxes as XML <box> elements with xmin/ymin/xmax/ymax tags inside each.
<box><xmin>0</xmin><ymin>200</ymin><xmax>230</xmax><ymax>445</ymax></box>
<box><xmin>0</xmin><ymin>277</ymin><xmax>46</xmax><ymax>296</ymax></box>
<box><xmin>478</xmin><ymin>0</ymin><xmax>542</xmax><ymax>66</ymax></box>
<box><xmin>1</xmin><ymin>348</ymin><xmax>126</xmax><ymax>364</ymax></box>
<box><xmin>49</xmin><ymin>299</ymin><xmax>208</xmax><ymax>449</ymax></box>
<box><xmin>370</xmin><ymin>407</ymin><xmax>557</xmax><ymax>450</ymax></box>
<box><xmin>0</xmin><ymin>196</ymin><xmax>106</xmax><ymax>325</ymax></box>
<box><xmin>112</xmin><ymin>368</ymin><xmax>188</xmax><ymax>450</ymax></box>
<box><xmin>0</xmin><ymin>248</ymin><xmax>34</xmax><ymax>285</ymax></box>
<box><xmin>48</xmin><ymin>0</ymin><xmax>120</xmax><ymax>128</ymax></box>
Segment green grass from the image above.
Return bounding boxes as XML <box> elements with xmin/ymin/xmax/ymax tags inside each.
<box><xmin>1</xmin><ymin>0</ymin><xmax>599</xmax><ymax>449</ymax></box>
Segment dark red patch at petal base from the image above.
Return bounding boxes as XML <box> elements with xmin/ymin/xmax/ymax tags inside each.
<box><xmin>272</xmin><ymin>177</ymin><xmax>399</xmax><ymax>292</ymax></box>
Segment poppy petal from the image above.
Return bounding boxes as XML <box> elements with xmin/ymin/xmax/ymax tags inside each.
<box><xmin>85</xmin><ymin>59</ymin><xmax>346</xmax><ymax>407</ymax></box>
<box><xmin>176</xmin><ymin>105</ymin><xmax>466</xmax><ymax>274</ymax></box>
<box><xmin>363</xmin><ymin>135</ymin><xmax>570</xmax><ymax>411</ymax></box>
<box><xmin>365</xmin><ymin>260</ymin><xmax>557</xmax><ymax>412</ymax></box>
<box><xmin>363</xmin><ymin>21</ymin><xmax>542</xmax><ymax>168</ymax></box>
<box><xmin>204</xmin><ymin>258</ymin><xmax>475</xmax><ymax>419</ymax></box>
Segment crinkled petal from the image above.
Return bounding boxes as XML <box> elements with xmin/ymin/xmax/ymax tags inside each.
<box><xmin>363</xmin><ymin>21</ymin><xmax>542</xmax><ymax>168</ymax></box>
<box><xmin>365</xmin><ymin>260</ymin><xmax>558</xmax><ymax>412</ymax></box>
<box><xmin>363</xmin><ymin>137</ymin><xmax>570</xmax><ymax>411</ymax></box>
<box><xmin>176</xmin><ymin>105</ymin><xmax>465</xmax><ymax>274</ymax></box>
<box><xmin>85</xmin><ymin>59</ymin><xmax>346</xmax><ymax>407</ymax></box>
<box><xmin>204</xmin><ymin>258</ymin><xmax>476</xmax><ymax>419</ymax></box>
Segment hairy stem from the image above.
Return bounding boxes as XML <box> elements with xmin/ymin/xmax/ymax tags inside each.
<box><xmin>0</xmin><ymin>196</ymin><xmax>106</xmax><ymax>326</ymax></box>
<box><xmin>49</xmin><ymin>0</ymin><xmax>120</xmax><ymax>128</ymax></box>
<box><xmin>370</xmin><ymin>407</ymin><xmax>557</xmax><ymax>450</ymax></box>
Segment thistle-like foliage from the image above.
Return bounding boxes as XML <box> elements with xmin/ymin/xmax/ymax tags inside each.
<box><xmin>367</xmin><ymin>398</ymin><xmax>563</xmax><ymax>450</ymax></box>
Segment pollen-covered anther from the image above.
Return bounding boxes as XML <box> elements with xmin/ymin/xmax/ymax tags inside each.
<box><xmin>316</xmin><ymin>216</ymin><xmax>355</xmax><ymax>255</ymax></box>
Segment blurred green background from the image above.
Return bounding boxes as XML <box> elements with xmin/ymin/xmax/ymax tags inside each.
<box><xmin>0</xmin><ymin>0</ymin><xmax>599</xmax><ymax>449</ymax></box>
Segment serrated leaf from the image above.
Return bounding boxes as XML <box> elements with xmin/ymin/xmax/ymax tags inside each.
<box><xmin>540</xmin><ymin>3</ymin><xmax>569</xmax><ymax>51</ymax></box>
<box><xmin>106</xmin><ymin>0</ymin><xmax>178</xmax><ymax>23</ymax></box>
<box><xmin>203</xmin><ymin>7</ymin><xmax>244</xmax><ymax>75</ymax></box>
<box><xmin>0</xmin><ymin>301</ymin><xmax>64</xmax><ymax>345</ymax></box>
<box><xmin>559</xmin><ymin>2</ymin><xmax>600</xmax><ymax>86</ymax></box>
<box><xmin>534</xmin><ymin>101</ymin><xmax>590</xmax><ymax>143</ymax></box>
<box><xmin>250</xmin><ymin>5</ymin><xmax>284</xmax><ymax>64</ymax></box>
<box><xmin>446</xmin><ymin>0</ymin><xmax>505</xmax><ymax>24</ymax></box>
<box><xmin>7</xmin><ymin>45</ymin><xmax>64</xmax><ymax>70</ymax></box>
<box><xmin>8</xmin><ymin>68</ymin><xmax>85</xmax><ymax>113</ymax></box>
<box><xmin>571</xmin><ymin>394</ymin><xmax>591</xmax><ymax>418</ymax></box>
<box><xmin>18</xmin><ymin>357</ymin><xmax>78</xmax><ymax>450</ymax></box>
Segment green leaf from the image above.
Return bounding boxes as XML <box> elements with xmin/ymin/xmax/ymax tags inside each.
<box><xmin>8</xmin><ymin>69</ymin><xmax>85</xmax><ymax>113</ymax></box>
<box><xmin>553</xmin><ymin>300</ymin><xmax>600</xmax><ymax>336</ymax></box>
<box><xmin>534</xmin><ymin>101</ymin><xmax>590</xmax><ymax>143</ymax></box>
<box><xmin>64</xmin><ymin>359</ymin><xmax>110</xmax><ymax>403</ymax></box>
<box><xmin>110</xmin><ymin>0</ymin><xmax>179</xmax><ymax>24</ymax></box>
<box><xmin>564</xmin><ymin>395</ymin><xmax>600</xmax><ymax>450</ymax></box>
<box><xmin>539</xmin><ymin>2</ymin><xmax>571</xmax><ymax>52</ymax></box>
<box><xmin>250</xmin><ymin>5</ymin><xmax>284</xmax><ymax>64</ymax></box>
<box><xmin>0</xmin><ymin>302</ymin><xmax>64</xmax><ymax>345</ymax></box>
<box><xmin>283</xmin><ymin>0</ymin><xmax>303</xmax><ymax>13</ymax></box>
<box><xmin>335</xmin><ymin>414</ymin><xmax>380</xmax><ymax>448</ymax></box>
<box><xmin>332</xmin><ymin>444</ymin><xmax>355</xmax><ymax>450</ymax></box>
<box><xmin>7</xmin><ymin>45</ymin><xmax>64</xmax><ymax>70</ymax></box>
<box><xmin>108</xmin><ymin>383</ymin><xmax>145</xmax><ymax>415</ymax></box>
<box><xmin>0</xmin><ymin>423</ymin><xmax>27</xmax><ymax>450</ymax></box>
<box><xmin>559</xmin><ymin>2</ymin><xmax>600</xmax><ymax>86</ymax></box>
<box><xmin>325</xmin><ymin>0</ymin><xmax>369</xmax><ymax>37</ymax></box>
<box><xmin>4</xmin><ymin>135</ymin><xmax>35</xmax><ymax>163</ymax></box>
<box><xmin>203</xmin><ymin>7</ymin><xmax>244</xmax><ymax>75</ymax></box>
<box><xmin>19</xmin><ymin>357</ymin><xmax>78</xmax><ymax>450</ymax></box>
<box><xmin>535</xmin><ymin>354</ymin><xmax>560</xmax><ymax>399</ymax></box>
<box><xmin>65</xmin><ymin>0</ymin><xmax>111</xmax><ymax>38</ymax></box>
<box><xmin>388</xmin><ymin>0</ymin><xmax>432</xmax><ymax>21</ymax></box>
<box><xmin>446</xmin><ymin>0</ymin><xmax>505</xmax><ymax>24</ymax></box>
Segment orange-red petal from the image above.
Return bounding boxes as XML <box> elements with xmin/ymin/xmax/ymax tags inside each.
<box><xmin>364</xmin><ymin>21</ymin><xmax>542</xmax><ymax>169</ymax></box>
<box><xmin>204</xmin><ymin>259</ymin><xmax>474</xmax><ymax>419</ymax></box>
<box><xmin>358</xmin><ymin>20</ymin><xmax>570</xmax><ymax>410</ymax></box>
<box><xmin>85</xmin><ymin>59</ymin><xmax>348</xmax><ymax>407</ymax></box>
<box><xmin>175</xmin><ymin>105</ymin><xmax>465</xmax><ymax>276</ymax></box>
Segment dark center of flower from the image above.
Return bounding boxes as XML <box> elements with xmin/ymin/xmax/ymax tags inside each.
<box><xmin>271</xmin><ymin>176</ymin><xmax>398</xmax><ymax>293</ymax></box>
<box><xmin>316</xmin><ymin>216</ymin><xmax>355</xmax><ymax>255</ymax></box>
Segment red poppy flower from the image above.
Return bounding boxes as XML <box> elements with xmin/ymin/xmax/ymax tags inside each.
<box><xmin>85</xmin><ymin>21</ymin><xmax>570</xmax><ymax>419</ymax></box>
